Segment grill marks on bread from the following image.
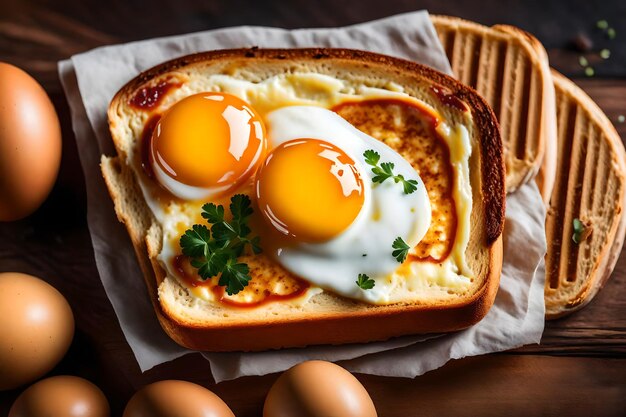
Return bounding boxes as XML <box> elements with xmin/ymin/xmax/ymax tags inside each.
<box><xmin>544</xmin><ymin>72</ymin><xmax>626</xmax><ymax>318</ymax></box>
<box><xmin>432</xmin><ymin>15</ymin><xmax>555</xmax><ymax>198</ymax></box>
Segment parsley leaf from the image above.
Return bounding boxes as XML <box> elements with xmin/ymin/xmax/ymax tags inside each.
<box><xmin>371</xmin><ymin>162</ymin><xmax>395</xmax><ymax>184</ymax></box>
<box><xmin>356</xmin><ymin>273</ymin><xmax>375</xmax><ymax>290</ymax></box>
<box><xmin>395</xmin><ymin>174</ymin><xmax>419</xmax><ymax>194</ymax></box>
<box><xmin>201</xmin><ymin>203</ymin><xmax>225</xmax><ymax>224</ymax></box>
<box><xmin>180</xmin><ymin>195</ymin><xmax>261</xmax><ymax>295</ymax></box>
<box><xmin>219</xmin><ymin>259</ymin><xmax>251</xmax><ymax>295</ymax></box>
<box><xmin>363</xmin><ymin>149</ymin><xmax>419</xmax><ymax>194</ymax></box>
<box><xmin>392</xmin><ymin>237</ymin><xmax>410</xmax><ymax>263</ymax></box>
<box><xmin>363</xmin><ymin>149</ymin><xmax>381</xmax><ymax>166</ymax></box>
<box><xmin>180</xmin><ymin>225</ymin><xmax>211</xmax><ymax>258</ymax></box>
<box><xmin>230</xmin><ymin>194</ymin><xmax>254</xmax><ymax>222</ymax></box>
<box><xmin>192</xmin><ymin>251</ymin><xmax>228</xmax><ymax>279</ymax></box>
<box><xmin>211</xmin><ymin>221</ymin><xmax>239</xmax><ymax>246</ymax></box>
<box><xmin>572</xmin><ymin>218</ymin><xmax>591</xmax><ymax>244</ymax></box>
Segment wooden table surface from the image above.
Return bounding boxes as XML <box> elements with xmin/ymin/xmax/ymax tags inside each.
<box><xmin>1</xmin><ymin>1</ymin><xmax>625</xmax><ymax>415</ymax></box>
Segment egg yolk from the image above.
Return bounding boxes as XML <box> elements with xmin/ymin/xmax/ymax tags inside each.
<box><xmin>256</xmin><ymin>139</ymin><xmax>364</xmax><ymax>243</ymax></box>
<box><xmin>150</xmin><ymin>92</ymin><xmax>266</xmax><ymax>190</ymax></box>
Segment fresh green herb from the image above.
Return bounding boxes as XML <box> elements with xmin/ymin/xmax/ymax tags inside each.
<box><xmin>597</xmin><ymin>20</ymin><xmax>609</xmax><ymax>30</ymax></box>
<box><xmin>607</xmin><ymin>27</ymin><xmax>616</xmax><ymax>39</ymax></box>
<box><xmin>584</xmin><ymin>67</ymin><xmax>595</xmax><ymax>77</ymax></box>
<box><xmin>600</xmin><ymin>49</ymin><xmax>611</xmax><ymax>59</ymax></box>
<box><xmin>618</xmin><ymin>115</ymin><xmax>625</xmax><ymax>123</ymax></box>
<box><xmin>572</xmin><ymin>218</ymin><xmax>589</xmax><ymax>244</ymax></box>
<box><xmin>180</xmin><ymin>194</ymin><xmax>261</xmax><ymax>295</ymax></box>
<box><xmin>578</xmin><ymin>56</ymin><xmax>589</xmax><ymax>67</ymax></box>
<box><xmin>392</xmin><ymin>237</ymin><xmax>411</xmax><ymax>263</ymax></box>
<box><xmin>356</xmin><ymin>273</ymin><xmax>376</xmax><ymax>290</ymax></box>
<box><xmin>363</xmin><ymin>149</ymin><xmax>418</xmax><ymax>194</ymax></box>
<box><xmin>363</xmin><ymin>149</ymin><xmax>381</xmax><ymax>166</ymax></box>
<box><xmin>220</xmin><ymin>259</ymin><xmax>252</xmax><ymax>295</ymax></box>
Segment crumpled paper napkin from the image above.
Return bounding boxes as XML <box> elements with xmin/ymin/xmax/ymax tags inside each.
<box><xmin>59</xmin><ymin>10</ymin><xmax>546</xmax><ymax>383</ymax></box>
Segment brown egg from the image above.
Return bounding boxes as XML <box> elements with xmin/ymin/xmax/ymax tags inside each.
<box><xmin>264</xmin><ymin>360</ymin><xmax>377</xmax><ymax>417</ymax></box>
<box><xmin>123</xmin><ymin>380</ymin><xmax>235</xmax><ymax>417</ymax></box>
<box><xmin>0</xmin><ymin>62</ymin><xmax>62</xmax><ymax>221</ymax></box>
<box><xmin>0</xmin><ymin>272</ymin><xmax>74</xmax><ymax>390</ymax></box>
<box><xmin>9</xmin><ymin>375</ymin><xmax>110</xmax><ymax>417</ymax></box>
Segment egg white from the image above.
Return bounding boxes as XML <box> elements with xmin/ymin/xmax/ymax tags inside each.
<box><xmin>264</xmin><ymin>106</ymin><xmax>431</xmax><ymax>303</ymax></box>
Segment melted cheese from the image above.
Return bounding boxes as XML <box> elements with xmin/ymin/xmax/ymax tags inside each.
<box><xmin>127</xmin><ymin>72</ymin><xmax>474</xmax><ymax>305</ymax></box>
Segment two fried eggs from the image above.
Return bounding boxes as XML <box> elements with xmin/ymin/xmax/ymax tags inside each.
<box><xmin>133</xmin><ymin>73</ymin><xmax>474</xmax><ymax>306</ymax></box>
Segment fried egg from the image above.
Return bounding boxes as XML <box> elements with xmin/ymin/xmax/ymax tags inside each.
<box><xmin>150</xmin><ymin>92</ymin><xmax>266</xmax><ymax>200</ymax></box>
<box><xmin>256</xmin><ymin>106</ymin><xmax>431</xmax><ymax>303</ymax></box>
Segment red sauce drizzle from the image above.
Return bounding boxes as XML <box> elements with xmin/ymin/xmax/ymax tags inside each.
<box><xmin>129</xmin><ymin>80</ymin><xmax>181</xmax><ymax>110</ymax></box>
<box><xmin>430</xmin><ymin>86</ymin><xmax>468</xmax><ymax>112</ymax></box>
<box><xmin>210</xmin><ymin>283</ymin><xmax>310</xmax><ymax>308</ymax></box>
<box><xmin>172</xmin><ymin>255</ymin><xmax>310</xmax><ymax>309</ymax></box>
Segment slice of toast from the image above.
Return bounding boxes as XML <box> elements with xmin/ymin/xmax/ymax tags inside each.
<box><xmin>103</xmin><ymin>48</ymin><xmax>505</xmax><ymax>351</ymax></box>
<box><xmin>542</xmin><ymin>71</ymin><xmax>626</xmax><ymax>319</ymax></box>
<box><xmin>432</xmin><ymin>15</ymin><xmax>557</xmax><ymax>203</ymax></box>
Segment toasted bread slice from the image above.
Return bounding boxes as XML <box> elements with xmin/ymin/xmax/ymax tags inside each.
<box><xmin>103</xmin><ymin>48</ymin><xmax>504</xmax><ymax>351</ymax></box>
<box><xmin>542</xmin><ymin>71</ymin><xmax>626</xmax><ymax>319</ymax></box>
<box><xmin>432</xmin><ymin>15</ymin><xmax>557</xmax><ymax>203</ymax></box>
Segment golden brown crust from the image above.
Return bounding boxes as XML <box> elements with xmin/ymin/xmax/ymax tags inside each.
<box><xmin>105</xmin><ymin>48</ymin><xmax>505</xmax><ymax>350</ymax></box>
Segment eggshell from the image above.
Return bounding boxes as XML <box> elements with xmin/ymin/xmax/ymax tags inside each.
<box><xmin>0</xmin><ymin>272</ymin><xmax>74</xmax><ymax>390</ymax></box>
<box><xmin>123</xmin><ymin>380</ymin><xmax>235</xmax><ymax>417</ymax></box>
<box><xmin>0</xmin><ymin>62</ymin><xmax>62</xmax><ymax>221</ymax></box>
<box><xmin>9</xmin><ymin>375</ymin><xmax>109</xmax><ymax>417</ymax></box>
<box><xmin>263</xmin><ymin>360</ymin><xmax>377</xmax><ymax>417</ymax></box>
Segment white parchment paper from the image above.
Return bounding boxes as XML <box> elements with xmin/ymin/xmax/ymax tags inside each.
<box><xmin>59</xmin><ymin>10</ymin><xmax>546</xmax><ymax>382</ymax></box>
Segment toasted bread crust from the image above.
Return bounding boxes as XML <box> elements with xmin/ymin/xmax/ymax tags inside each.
<box><xmin>104</xmin><ymin>48</ymin><xmax>505</xmax><ymax>351</ymax></box>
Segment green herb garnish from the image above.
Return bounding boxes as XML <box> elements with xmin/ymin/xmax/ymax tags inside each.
<box><xmin>578</xmin><ymin>56</ymin><xmax>589</xmax><ymax>67</ymax></box>
<box><xmin>600</xmin><ymin>49</ymin><xmax>611</xmax><ymax>59</ymax></box>
<box><xmin>356</xmin><ymin>273</ymin><xmax>376</xmax><ymax>290</ymax></box>
<box><xmin>572</xmin><ymin>218</ymin><xmax>588</xmax><ymax>244</ymax></box>
<box><xmin>180</xmin><ymin>194</ymin><xmax>261</xmax><ymax>295</ymax></box>
<box><xmin>596</xmin><ymin>20</ymin><xmax>616</xmax><ymax>39</ymax></box>
<box><xmin>618</xmin><ymin>115</ymin><xmax>625</xmax><ymax>123</ymax></box>
<box><xmin>392</xmin><ymin>237</ymin><xmax>411</xmax><ymax>263</ymax></box>
<box><xmin>584</xmin><ymin>67</ymin><xmax>595</xmax><ymax>77</ymax></box>
<box><xmin>607</xmin><ymin>27</ymin><xmax>616</xmax><ymax>39</ymax></box>
<box><xmin>363</xmin><ymin>149</ymin><xmax>418</xmax><ymax>194</ymax></box>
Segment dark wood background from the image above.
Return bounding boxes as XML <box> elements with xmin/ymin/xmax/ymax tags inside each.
<box><xmin>1</xmin><ymin>1</ymin><xmax>625</xmax><ymax>415</ymax></box>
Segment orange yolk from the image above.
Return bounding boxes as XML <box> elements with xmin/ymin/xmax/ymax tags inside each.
<box><xmin>256</xmin><ymin>139</ymin><xmax>365</xmax><ymax>243</ymax></box>
<box><xmin>151</xmin><ymin>92</ymin><xmax>266</xmax><ymax>190</ymax></box>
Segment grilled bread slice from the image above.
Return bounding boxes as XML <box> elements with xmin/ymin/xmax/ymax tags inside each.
<box><xmin>102</xmin><ymin>48</ymin><xmax>504</xmax><ymax>351</ymax></box>
<box><xmin>432</xmin><ymin>15</ymin><xmax>557</xmax><ymax>203</ymax></box>
<box><xmin>542</xmin><ymin>71</ymin><xmax>626</xmax><ymax>318</ymax></box>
